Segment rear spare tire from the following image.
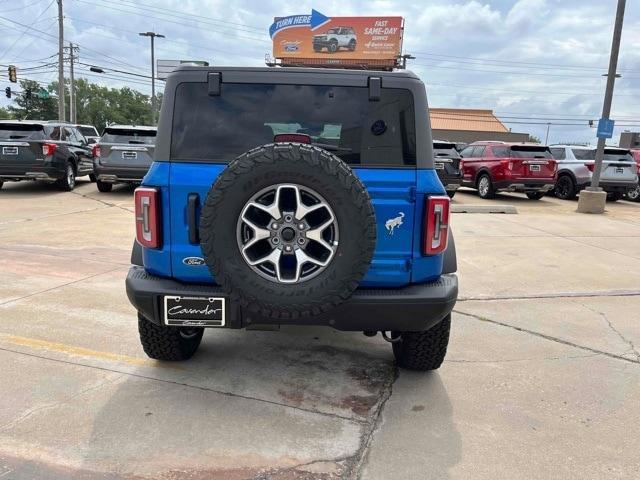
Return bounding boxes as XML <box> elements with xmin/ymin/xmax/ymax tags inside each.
<box><xmin>199</xmin><ymin>143</ymin><xmax>376</xmax><ymax>319</ymax></box>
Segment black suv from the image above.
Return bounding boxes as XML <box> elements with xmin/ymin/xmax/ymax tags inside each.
<box><xmin>433</xmin><ymin>140</ymin><xmax>463</xmax><ymax>198</ymax></box>
<box><xmin>0</xmin><ymin>120</ymin><xmax>93</xmax><ymax>191</ymax></box>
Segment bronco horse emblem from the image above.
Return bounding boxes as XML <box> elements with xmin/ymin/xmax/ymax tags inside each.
<box><xmin>385</xmin><ymin>212</ymin><xmax>405</xmax><ymax>235</ymax></box>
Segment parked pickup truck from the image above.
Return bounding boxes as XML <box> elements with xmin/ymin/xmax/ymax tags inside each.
<box><xmin>433</xmin><ymin>140</ymin><xmax>463</xmax><ymax>198</ymax></box>
<box><xmin>92</xmin><ymin>125</ymin><xmax>156</xmax><ymax>192</ymax></box>
<box><xmin>0</xmin><ymin>120</ymin><xmax>93</xmax><ymax>191</ymax></box>
<box><xmin>125</xmin><ymin>66</ymin><xmax>458</xmax><ymax>371</ymax></box>
<box><xmin>459</xmin><ymin>141</ymin><xmax>557</xmax><ymax>199</ymax></box>
<box><xmin>548</xmin><ymin>145</ymin><xmax>638</xmax><ymax>201</ymax></box>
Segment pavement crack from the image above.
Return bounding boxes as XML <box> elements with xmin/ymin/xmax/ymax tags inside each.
<box><xmin>458</xmin><ymin>290</ymin><xmax>640</xmax><ymax>302</ymax></box>
<box><xmin>0</xmin><ymin>346</ymin><xmax>365</xmax><ymax>425</ymax></box>
<box><xmin>0</xmin><ymin>374</ymin><xmax>121</xmax><ymax>432</ymax></box>
<box><xmin>580</xmin><ymin>302</ymin><xmax>640</xmax><ymax>362</ymax></box>
<box><xmin>70</xmin><ymin>190</ymin><xmax>134</xmax><ymax>213</ymax></box>
<box><xmin>454</xmin><ymin>309</ymin><xmax>640</xmax><ymax>366</ymax></box>
<box><xmin>347</xmin><ymin>367</ymin><xmax>398</xmax><ymax>479</ymax></box>
<box><xmin>0</xmin><ymin>267</ymin><xmax>125</xmax><ymax>307</ymax></box>
<box><xmin>445</xmin><ymin>352</ymin><xmax>601</xmax><ymax>364</ymax></box>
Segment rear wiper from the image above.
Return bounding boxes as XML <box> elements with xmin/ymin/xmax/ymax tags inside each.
<box><xmin>128</xmin><ymin>140</ymin><xmax>146</xmax><ymax>144</ymax></box>
<box><xmin>9</xmin><ymin>135</ymin><xmax>27</xmax><ymax>139</ymax></box>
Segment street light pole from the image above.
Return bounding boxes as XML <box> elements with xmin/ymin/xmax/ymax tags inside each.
<box><xmin>139</xmin><ymin>31</ymin><xmax>164</xmax><ymax>124</ymax></box>
<box><xmin>577</xmin><ymin>0</ymin><xmax>626</xmax><ymax>214</ymax></box>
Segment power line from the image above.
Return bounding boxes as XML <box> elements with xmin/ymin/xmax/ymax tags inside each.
<box><xmin>427</xmin><ymin>81</ymin><xmax>639</xmax><ymax>97</ymax></box>
<box><xmin>411</xmin><ymin>50</ymin><xmax>638</xmax><ymax>74</ymax></box>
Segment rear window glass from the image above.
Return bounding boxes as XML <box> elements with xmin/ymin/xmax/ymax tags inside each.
<box><xmin>549</xmin><ymin>148</ymin><xmax>566</xmax><ymax>160</ymax></box>
<box><xmin>509</xmin><ymin>146</ymin><xmax>552</xmax><ymax>158</ymax></box>
<box><xmin>492</xmin><ymin>146</ymin><xmax>509</xmax><ymax>157</ymax></box>
<box><xmin>433</xmin><ymin>143</ymin><xmax>460</xmax><ymax>158</ymax></box>
<box><xmin>603</xmin><ymin>149</ymin><xmax>633</xmax><ymax>162</ymax></box>
<box><xmin>0</xmin><ymin>124</ymin><xmax>45</xmax><ymax>140</ymax></box>
<box><xmin>102</xmin><ymin>128</ymin><xmax>156</xmax><ymax>144</ymax></box>
<box><xmin>571</xmin><ymin>149</ymin><xmax>593</xmax><ymax>160</ymax></box>
<box><xmin>170</xmin><ymin>83</ymin><xmax>416</xmax><ymax>166</ymax></box>
<box><xmin>78</xmin><ymin>126</ymin><xmax>98</xmax><ymax>137</ymax></box>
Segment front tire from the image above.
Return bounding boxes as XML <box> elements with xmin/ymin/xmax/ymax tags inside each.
<box><xmin>392</xmin><ymin>315</ymin><xmax>451</xmax><ymax>371</ymax></box>
<box><xmin>137</xmin><ymin>313</ymin><xmax>203</xmax><ymax>361</ymax></box>
<box><xmin>328</xmin><ymin>40</ymin><xmax>338</xmax><ymax>53</ymax></box>
<box><xmin>477</xmin><ymin>174</ymin><xmax>495</xmax><ymax>199</ymax></box>
<box><xmin>348</xmin><ymin>39</ymin><xmax>356</xmax><ymax>51</ymax></box>
<box><xmin>96</xmin><ymin>180</ymin><xmax>113</xmax><ymax>192</ymax></box>
<box><xmin>56</xmin><ymin>161</ymin><xmax>76</xmax><ymax>191</ymax></box>
<box><xmin>526</xmin><ymin>191</ymin><xmax>545</xmax><ymax>200</ymax></box>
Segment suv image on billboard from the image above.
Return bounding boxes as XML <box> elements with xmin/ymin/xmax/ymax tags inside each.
<box><xmin>313</xmin><ymin>27</ymin><xmax>357</xmax><ymax>53</ymax></box>
<box><xmin>125</xmin><ymin>66</ymin><xmax>458</xmax><ymax>371</ymax></box>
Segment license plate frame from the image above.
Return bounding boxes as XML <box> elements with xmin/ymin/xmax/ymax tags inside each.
<box><xmin>435</xmin><ymin>162</ymin><xmax>444</xmax><ymax>170</ymax></box>
<box><xmin>122</xmin><ymin>151</ymin><xmax>137</xmax><ymax>160</ymax></box>
<box><xmin>2</xmin><ymin>147</ymin><xmax>18</xmax><ymax>155</ymax></box>
<box><xmin>163</xmin><ymin>295</ymin><xmax>226</xmax><ymax>327</ymax></box>
<box><xmin>529</xmin><ymin>164</ymin><xmax>541</xmax><ymax>172</ymax></box>
<box><xmin>615</xmin><ymin>167</ymin><xmax>624</xmax><ymax>174</ymax></box>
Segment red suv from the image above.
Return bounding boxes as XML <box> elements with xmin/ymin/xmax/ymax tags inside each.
<box><xmin>459</xmin><ymin>142</ymin><xmax>557</xmax><ymax>199</ymax></box>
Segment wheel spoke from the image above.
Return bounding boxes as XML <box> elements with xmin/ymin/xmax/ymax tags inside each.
<box><xmin>306</xmin><ymin>218</ymin><xmax>334</xmax><ymax>250</ymax></box>
<box><xmin>247</xmin><ymin>201</ymin><xmax>280</xmax><ymax>220</ymax></box>
<box><xmin>294</xmin><ymin>186</ymin><xmax>327</xmax><ymax>220</ymax></box>
<box><xmin>240</xmin><ymin>217</ymin><xmax>271</xmax><ymax>251</ymax></box>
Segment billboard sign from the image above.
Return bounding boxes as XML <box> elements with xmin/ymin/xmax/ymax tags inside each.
<box><xmin>157</xmin><ymin>60</ymin><xmax>210</xmax><ymax>80</ymax></box>
<box><xmin>270</xmin><ymin>9</ymin><xmax>403</xmax><ymax>69</ymax></box>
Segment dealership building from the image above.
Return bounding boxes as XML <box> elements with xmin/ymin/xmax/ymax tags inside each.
<box><xmin>429</xmin><ymin>108</ymin><xmax>529</xmax><ymax>144</ymax></box>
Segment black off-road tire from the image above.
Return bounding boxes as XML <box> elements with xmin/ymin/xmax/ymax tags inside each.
<box><xmin>137</xmin><ymin>313</ymin><xmax>204</xmax><ymax>361</ymax></box>
<box><xmin>392</xmin><ymin>315</ymin><xmax>451</xmax><ymax>371</ymax></box>
<box><xmin>56</xmin><ymin>161</ymin><xmax>76</xmax><ymax>191</ymax></box>
<box><xmin>348</xmin><ymin>39</ymin><xmax>356</xmax><ymax>51</ymax></box>
<box><xmin>199</xmin><ymin>143</ymin><xmax>377</xmax><ymax>319</ymax></box>
<box><xmin>96</xmin><ymin>180</ymin><xmax>113</xmax><ymax>192</ymax></box>
<box><xmin>328</xmin><ymin>40</ymin><xmax>338</xmax><ymax>53</ymax></box>
<box><xmin>526</xmin><ymin>191</ymin><xmax>545</xmax><ymax>200</ymax></box>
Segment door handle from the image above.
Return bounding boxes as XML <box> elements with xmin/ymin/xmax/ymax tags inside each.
<box><xmin>187</xmin><ymin>193</ymin><xmax>200</xmax><ymax>244</ymax></box>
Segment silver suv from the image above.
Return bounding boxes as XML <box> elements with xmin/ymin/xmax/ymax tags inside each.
<box><xmin>549</xmin><ymin>145</ymin><xmax>638</xmax><ymax>200</ymax></box>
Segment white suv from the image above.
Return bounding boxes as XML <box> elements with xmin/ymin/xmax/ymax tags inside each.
<box><xmin>549</xmin><ymin>145</ymin><xmax>638</xmax><ymax>201</ymax></box>
<box><xmin>313</xmin><ymin>27</ymin><xmax>357</xmax><ymax>53</ymax></box>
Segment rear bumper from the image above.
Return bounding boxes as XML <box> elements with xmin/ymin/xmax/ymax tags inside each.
<box><xmin>94</xmin><ymin>165</ymin><xmax>148</xmax><ymax>183</ymax></box>
<box><xmin>494</xmin><ymin>179</ymin><xmax>555</xmax><ymax>192</ymax></box>
<box><xmin>0</xmin><ymin>165</ymin><xmax>63</xmax><ymax>182</ymax></box>
<box><xmin>436</xmin><ymin>171</ymin><xmax>463</xmax><ymax>192</ymax></box>
<box><xmin>126</xmin><ymin>265</ymin><xmax>458</xmax><ymax>332</ymax></box>
<box><xmin>599</xmin><ymin>180</ymin><xmax>638</xmax><ymax>193</ymax></box>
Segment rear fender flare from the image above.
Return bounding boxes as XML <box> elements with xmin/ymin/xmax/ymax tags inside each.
<box><xmin>442</xmin><ymin>228</ymin><xmax>457</xmax><ymax>274</ymax></box>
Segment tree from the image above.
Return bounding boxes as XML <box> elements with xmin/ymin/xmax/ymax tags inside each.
<box><xmin>528</xmin><ymin>135</ymin><xmax>541</xmax><ymax>144</ymax></box>
<box><xmin>7</xmin><ymin>79</ymin><xmax>57</xmax><ymax>120</ymax></box>
<box><xmin>0</xmin><ymin>106</ymin><xmax>13</xmax><ymax>120</ymax></box>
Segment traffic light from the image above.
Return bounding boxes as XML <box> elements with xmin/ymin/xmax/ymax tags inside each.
<box><xmin>5</xmin><ymin>87</ymin><xmax>10</xmax><ymax>99</ymax></box>
<box><xmin>25</xmin><ymin>88</ymin><xmax>31</xmax><ymax>100</ymax></box>
<box><xmin>8</xmin><ymin>65</ymin><xmax>17</xmax><ymax>83</ymax></box>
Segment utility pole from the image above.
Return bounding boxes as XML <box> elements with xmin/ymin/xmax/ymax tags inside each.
<box><xmin>57</xmin><ymin>0</ymin><xmax>65</xmax><ymax>121</ymax></box>
<box><xmin>67</xmin><ymin>43</ymin><xmax>77</xmax><ymax>123</ymax></box>
<box><xmin>139</xmin><ymin>31</ymin><xmax>164</xmax><ymax>124</ymax></box>
<box><xmin>544</xmin><ymin>123</ymin><xmax>551</xmax><ymax>144</ymax></box>
<box><xmin>577</xmin><ymin>0</ymin><xmax>626</xmax><ymax>214</ymax></box>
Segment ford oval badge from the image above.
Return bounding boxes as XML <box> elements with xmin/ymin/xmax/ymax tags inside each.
<box><xmin>183</xmin><ymin>257</ymin><xmax>205</xmax><ymax>266</ymax></box>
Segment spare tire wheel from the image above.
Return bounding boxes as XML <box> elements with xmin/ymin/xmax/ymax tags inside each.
<box><xmin>199</xmin><ymin>143</ymin><xmax>377</xmax><ymax>319</ymax></box>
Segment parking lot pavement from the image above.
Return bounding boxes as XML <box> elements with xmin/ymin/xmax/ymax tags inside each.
<box><xmin>1</xmin><ymin>182</ymin><xmax>639</xmax><ymax>479</ymax></box>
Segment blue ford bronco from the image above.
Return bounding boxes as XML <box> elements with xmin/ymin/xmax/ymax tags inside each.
<box><xmin>126</xmin><ymin>66</ymin><xmax>458</xmax><ymax>371</ymax></box>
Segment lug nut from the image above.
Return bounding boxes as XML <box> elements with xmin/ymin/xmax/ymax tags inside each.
<box><xmin>297</xmin><ymin>238</ymin><xmax>305</xmax><ymax>245</ymax></box>
<box><xmin>271</xmin><ymin>223</ymin><xmax>278</xmax><ymax>229</ymax></box>
<box><xmin>284</xmin><ymin>245</ymin><xmax>292</xmax><ymax>252</ymax></box>
<box><xmin>298</xmin><ymin>223</ymin><xmax>305</xmax><ymax>230</ymax></box>
<box><xmin>272</xmin><ymin>237</ymin><xmax>280</xmax><ymax>244</ymax></box>
<box><xmin>285</xmin><ymin>215</ymin><xmax>293</xmax><ymax>222</ymax></box>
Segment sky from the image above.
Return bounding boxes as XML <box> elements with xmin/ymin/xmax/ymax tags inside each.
<box><xmin>1</xmin><ymin>0</ymin><xmax>639</xmax><ymax>145</ymax></box>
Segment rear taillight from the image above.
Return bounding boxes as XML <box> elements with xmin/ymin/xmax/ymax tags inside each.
<box><xmin>585</xmin><ymin>163</ymin><xmax>595</xmax><ymax>172</ymax></box>
<box><xmin>423</xmin><ymin>196</ymin><xmax>450</xmax><ymax>255</ymax></box>
<box><xmin>92</xmin><ymin>144</ymin><xmax>101</xmax><ymax>158</ymax></box>
<box><xmin>42</xmin><ymin>143</ymin><xmax>57</xmax><ymax>156</ymax></box>
<box><xmin>500</xmin><ymin>159</ymin><xmax>514</xmax><ymax>170</ymax></box>
<box><xmin>135</xmin><ymin>187</ymin><xmax>161</xmax><ymax>249</ymax></box>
